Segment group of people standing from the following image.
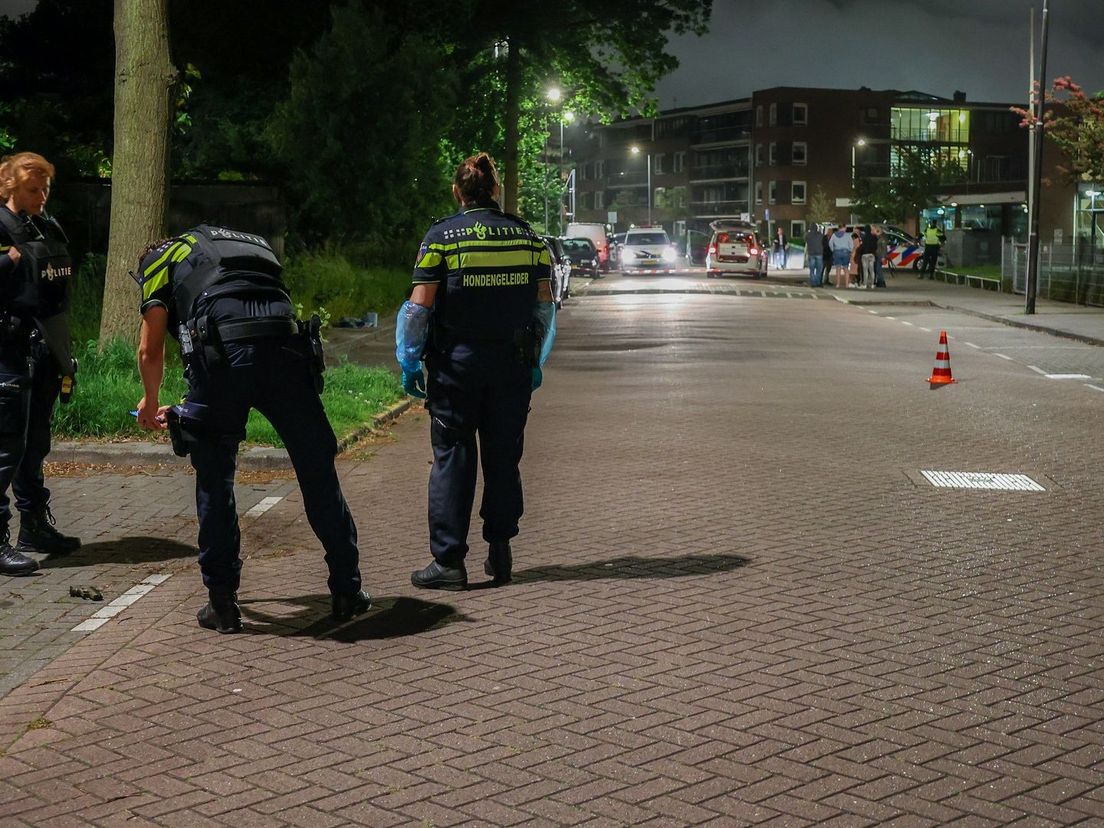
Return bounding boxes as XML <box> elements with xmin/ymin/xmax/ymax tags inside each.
<box><xmin>4</xmin><ymin>149</ymin><xmax>552</xmax><ymax>639</ymax></box>
<box><xmin>804</xmin><ymin>223</ymin><xmax>888</xmax><ymax>289</ymax></box>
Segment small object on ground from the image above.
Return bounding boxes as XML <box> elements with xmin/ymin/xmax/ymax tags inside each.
<box><xmin>334</xmin><ymin>312</ymin><xmax>379</xmax><ymax>329</ymax></box>
<box><xmin>68</xmin><ymin>585</ymin><xmax>104</xmax><ymax>601</ymax></box>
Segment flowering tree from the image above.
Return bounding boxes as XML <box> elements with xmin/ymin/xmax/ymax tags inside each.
<box><xmin>1014</xmin><ymin>77</ymin><xmax>1104</xmax><ymax>182</ymax></box>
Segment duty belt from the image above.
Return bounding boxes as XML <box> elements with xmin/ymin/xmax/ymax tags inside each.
<box><xmin>216</xmin><ymin>318</ymin><xmax>298</xmax><ymax>342</ymax></box>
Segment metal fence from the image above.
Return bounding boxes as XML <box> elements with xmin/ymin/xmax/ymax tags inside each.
<box><xmin>1003</xmin><ymin>238</ymin><xmax>1104</xmax><ymax>306</ymax></box>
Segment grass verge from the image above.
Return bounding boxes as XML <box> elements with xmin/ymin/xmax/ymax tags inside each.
<box><xmin>52</xmin><ymin>338</ymin><xmax>404</xmax><ymax>448</ymax></box>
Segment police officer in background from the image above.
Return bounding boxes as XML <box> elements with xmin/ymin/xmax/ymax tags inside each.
<box><xmin>397</xmin><ymin>152</ymin><xmax>556</xmax><ymax>590</ymax></box>
<box><xmin>919</xmin><ymin>220</ymin><xmax>946</xmax><ymax>279</ymax></box>
<box><xmin>134</xmin><ymin>225</ymin><xmax>371</xmax><ymax>632</ymax></box>
<box><xmin>0</xmin><ymin>152</ymin><xmax>80</xmax><ymax>577</ymax></box>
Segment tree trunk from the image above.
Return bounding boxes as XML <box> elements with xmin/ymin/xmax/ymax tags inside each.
<box><xmin>502</xmin><ymin>36</ymin><xmax>522</xmax><ymax>215</ymax></box>
<box><xmin>99</xmin><ymin>0</ymin><xmax>175</xmax><ymax>344</ymax></box>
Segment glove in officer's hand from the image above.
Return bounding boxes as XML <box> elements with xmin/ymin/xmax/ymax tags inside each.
<box><xmin>531</xmin><ymin>366</ymin><xmax>543</xmax><ymax>392</ymax></box>
<box><xmin>402</xmin><ymin>369</ymin><xmax>427</xmax><ymax>399</ymax></box>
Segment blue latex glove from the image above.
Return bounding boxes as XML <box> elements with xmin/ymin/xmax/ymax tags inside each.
<box><xmin>395</xmin><ymin>300</ymin><xmax>431</xmax><ymax>375</ymax></box>
<box><xmin>402</xmin><ymin>369</ymin><xmax>426</xmax><ymax>399</ymax></box>
<box><xmin>533</xmin><ymin>302</ymin><xmax>557</xmax><ymax>367</ymax></box>
<box><xmin>531</xmin><ymin>366</ymin><xmax>542</xmax><ymax>392</ymax></box>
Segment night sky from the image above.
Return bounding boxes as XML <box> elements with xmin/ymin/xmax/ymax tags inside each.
<box><xmin>656</xmin><ymin>0</ymin><xmax>1104</xmax><ymax>108</ymax></box>
<box><xmin>1</xmin><ymin>0</ymin><xmax>1101</xmax><ymax>108</ymax></box>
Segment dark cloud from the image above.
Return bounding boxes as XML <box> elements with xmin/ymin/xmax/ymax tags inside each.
<box><xmin>657</xmin><ymin>0</ymin><xmax>1104</xmax><ymax>108</ymax></box>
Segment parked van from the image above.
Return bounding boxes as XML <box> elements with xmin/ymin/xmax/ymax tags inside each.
<box><xmin>564</xmin><ymin>222</ymin><xmax>611</xmax><ymax>271</ymax></box>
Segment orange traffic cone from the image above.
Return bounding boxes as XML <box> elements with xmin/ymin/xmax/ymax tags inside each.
<box><xmin>928</xmin><ymin>330</ymin><xmax>956</xmax><ymax>386</ymax></box>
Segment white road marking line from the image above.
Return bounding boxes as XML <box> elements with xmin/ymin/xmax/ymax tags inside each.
<box><xmin>245</xmin><ymin>496</ymin><xmax>283</xmax><ymax>517</ymax></box>
<box><xmin>884</xmin><ymin>316</ymin><xmax>896</xmax><ymax>320</ymax></box>
<box><xmin>919</xmin><ymin>327</ymin><xmax>932</xmax><ymax>333</ymax></box>
<box><xmin>1027</xmin><ymin>365</ymin><xmax>1047</xmax><ymax>375</ymax></box>
<box><xmin>994</xmin><ymin>353</ymin><xmax>1013</xmax><ymax>360</ymax></box>
<box><xmin>963</xmin><ymin>342</ymin><xmax>981</xmax><ymax>349</ymax></box>
<box><xmin>868</xmin><ymin>309</ymin><xmax>879</xmax><ymax>314</ymax></box>
<box><xmin>900</xmin><ymin>321</ymin><xmax>914</xmax><ymax>326</ymax></box>
<box><xmin>72</xmin><ymin>574</ymin><xmax>172</xmax><ymax>632</ymax></box>
<box><xmin>1085</xmin><ymin>384</ymin><xmax>1104</xmax><ymax>393</ymax></box>
<box><xmin>1045</xmin><ymin>373</ymin><xmax>1092</xmax><ymax>380</ymax></box>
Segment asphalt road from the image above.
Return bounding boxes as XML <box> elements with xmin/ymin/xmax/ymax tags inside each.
<box><xmin>2</xmin><ymin>280</ymin><xmax>1103</xmax><ymax>824</ymax></box>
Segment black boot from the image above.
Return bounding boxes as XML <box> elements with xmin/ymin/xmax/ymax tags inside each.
<box><xmin>17</xmin><ymin>505</ymin><xmax>81</xmax><ymax>556</ymax></box>
<box><xmin>411</xmin><ymin>560</ymin><xmax>468</xmax><ymax>591</ymax></box>
<box><xmin>196</xmin><ymin>591</ymin><xmax>242</xmax><ymax>634</ymax></box>
<box><xmin>483</xmin><ymin>541</ymin><xmax>512</xmax><ymax>584</ymax></box>
<box><xmin>332</xmin><ymin>590</ymin><xmax>372</xmax><ymax>622</ymax></box>
<box><xmin>0</xmin><ymin>527</ymin><xmax>38</xmax><ymax>576</ymax></box>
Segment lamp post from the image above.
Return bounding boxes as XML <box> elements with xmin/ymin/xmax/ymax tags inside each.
<box><xmin>851</xmin><ymin>138</ymin><xmax>866</xmax><ymax>188</ymax></box>
<box><xmin>630</xmin><ymin>144</ymin><xmax>651</xmax><ymax>224</ymax></box>
<box><xmin>1088</xmin><ymin>189</ymin><xmax>1101</xmax><ymax>263</ymax></box>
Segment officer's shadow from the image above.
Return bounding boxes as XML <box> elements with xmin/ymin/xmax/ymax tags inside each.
<box><xmin>38</xmin><ymin>536</ymin><xmax>196</xmax><ymax>568</ymax></box>
<box><xmin>240</xmin><ymin>595</ymin><xmax>470</xmax><ymax>641</ymax></box>
<box><xmin>511</xmin><ymin>552</ymin><xmax>751</xmax><ymax>583</ymax></box>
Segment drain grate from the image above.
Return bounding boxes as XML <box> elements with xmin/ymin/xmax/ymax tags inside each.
<box><xmin>920</xmin><ymin>470</ymin><xmax>1045</xmax><ymax>491</ymax></box>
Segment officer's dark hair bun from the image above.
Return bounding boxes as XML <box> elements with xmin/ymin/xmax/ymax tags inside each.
<box><xmin>454</xmin><ymin>152</ymin><xmax>500</xmax><ymax>204</ymax></box>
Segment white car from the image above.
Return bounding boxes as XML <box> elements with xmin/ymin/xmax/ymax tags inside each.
<box><xmin>619</xmin><ymin>228</ymin><xmax>678</xmax><ymax>270</ymax></box>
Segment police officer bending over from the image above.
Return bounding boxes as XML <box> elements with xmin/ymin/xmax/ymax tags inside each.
<box><xmin>134</xmin><ymin>225</ymin><xmax>371</xmax><ymax>632</ymax></box>
<box><xmin>0</xmin><ymin>152</ymin><xmax>80</xmax><ymax>577</ymax></box>
<box><xmin>398</xmin><ymin>152</ymin><xmax>556</xmax><ymax>590</ymax></box>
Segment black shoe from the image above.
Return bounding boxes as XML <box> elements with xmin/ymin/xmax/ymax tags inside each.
<box><xmin>484</xmin><ymin>541</ymin><xmax>512</xmax><ymax>584</ymax></box>
<box><xmin>411</xmin><ymin>560</ymin><xmax>467</xmax><ymax>591</ymax></box>
<box><xmin>332</xmin><ymin>590</ymin><xmax>372</xmax><ymax>622</ymax></box>
<box><xmin>17</xmin><ymin>505</ymin><xmax>81</xmax><ymax>556</ymax></box>
<box><xmin>0</xmin><ymin>541</ymin><xmax>38</xmax><ymax>576</ymax></box>
<box><xmin>196</xmin><ymin>592</ymin><xmax>242</xmax><ymax>634</ymax></box>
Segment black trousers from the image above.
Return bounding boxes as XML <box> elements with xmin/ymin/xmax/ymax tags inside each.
<box><xmin>921</xmin><ymin>244</ymin><xmax>941</xmax><ymax>275</ymax></box>
<box><xmin>0</xmin><ymin>341</ymin><xmax>60</xmax><ymax>528</ymax></box>
<box><xmin>425</xmin><ymin>342</ymin><xmax>531</xmax><ymax>565</ymax></box>
<box><xmin>184</xmin><ymin>336</ymin><xmax>361</xmax><ymax>595</ymax></box>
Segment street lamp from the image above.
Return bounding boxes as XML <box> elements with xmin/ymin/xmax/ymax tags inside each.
<box><xmin>544</xmin><ymin>87</ymin><xmax>568</xmax><ymax>231</ymax></box>
<box><xmin>630</xmin><ymin>144</ymin><xmax>652</xmax><ymax>224</ymax></box>
<box><xmin>851</xmin><ymin>138</ymin><xmax>866</xmax><ymax>187</ymax></box>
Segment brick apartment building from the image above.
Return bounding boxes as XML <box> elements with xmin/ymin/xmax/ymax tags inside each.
<box><xmin>568</xmin><ymin>86</ymin><xmax>1038</xmax><ymax>246</ymax></box>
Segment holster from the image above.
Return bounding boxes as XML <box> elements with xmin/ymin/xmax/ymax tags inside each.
<box><xmin>513</xmin><ymin>324</ymin><xmax>540</xmax><ymax>367</ymax></box>
<box><xmin>165</xmin><ymin>406</ymin><xmax>190</xmax><ymax>457</ymax></box>
<box><xmin>193</xmin><ymin>315</ymin><xmax>223</xmax><ymax>370</ymax></box>
<box><xmin>298</xmin><ymin>313</ymin><xmax>326</xmax><ymax>394</ymax></box>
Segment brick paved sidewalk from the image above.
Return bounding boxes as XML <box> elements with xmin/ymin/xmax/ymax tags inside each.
<box><xmin>2</xmin><ymin>294</ymin><xmax>1103</xmax><ymax>826</ymax></box>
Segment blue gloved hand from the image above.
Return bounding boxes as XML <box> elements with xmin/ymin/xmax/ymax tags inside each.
<box><xmin>531</xmin><ymin>366</ymin><xmax>542</xmax><ymax>392</ymax></box>
<box><xmin>402</xmin><ymin>369</ymin><xmax>427</xmax><ymax>398</ymax></box>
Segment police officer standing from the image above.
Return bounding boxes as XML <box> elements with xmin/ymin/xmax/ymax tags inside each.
<box><xmin>397</xmin><ymin>152</ymin><xmax>556</xmax><ymax>590</ymax></box>
<box><xmin>919</xmin><ymin>221</ymin><xmax>946</xmax><ymax>279</ymax></box>
<box><xmin>134</xmin><ymin>225</ymin><xmax>371</xmax><ymax>632</ymax></box>
<box><xmin>0</xmin><ymin>152</ymin><xmax>80</xmax><ymax>577</ymax></box>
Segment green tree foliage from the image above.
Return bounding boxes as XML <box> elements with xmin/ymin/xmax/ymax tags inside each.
<box><xmin>850</xmin><ymin>148</ymin><xmax>964</xmax><ymax>225</ymax></box>
<box><xmin>0</xmin><ymin>0</ymin><xmax>115</xmax><ymax>181</ymax></box>
<box><xmin>265</xmin><ymin>4</ymin><xmax>459</xmax><ymax>256</ymax></box>
<box><xmin>1014</xmin><ymin>77</ymin><xmax>1104</xmax><ymax>183</ymax></box>
<box><xmin>452</xmin><ymin>0</ymin><xmax>713</xmax><ymax>212</ymax></box>
<box><xmin>805</xmin><ymin>185</ymin><xmax>837</xmax><ymax>227</ymax></box>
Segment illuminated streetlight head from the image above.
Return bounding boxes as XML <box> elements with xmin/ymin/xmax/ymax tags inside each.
<box><xmin>856</xmin><ymin>138</ymin><xmax>866</xmax><ymax>146</ymax></box>
<box><xmin>546</xmin><ymin>86</ymin><xmax>562</xmax><ymax>103</ymax></box>
<box><xmin>630</xmin><ymin>145</ymin><xmax>641</xmax><ymax>155</ymax></box>
<box><xmin>563</xmin><ymin>110</ymin><xmax>575</xmax><ymax>123</ymax></box>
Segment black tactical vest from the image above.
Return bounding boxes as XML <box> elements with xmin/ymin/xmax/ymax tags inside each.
<box><xmin>0</xmin><ymin>207</ymin><xmax>72</xmax><ymax>318</ymax></box>
<box><xmin>168</xmin><ymin>225</ymin><xmax>288</xmax><ymax>326</ymax></box>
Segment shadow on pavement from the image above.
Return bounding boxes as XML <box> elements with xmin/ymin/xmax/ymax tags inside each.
<box><xmin>40</xmin><ymin>536</ymin><xmax>195</xmax><ymax>568</ymax></box>
<box><xmin>240</xmin><ymin>594</ymin><xmax>469</xmax><ymax>641</ymax></box>
<box><xmin>517</xmin><ymin>552</ymin><xmax>750</xmax><ymax>583</ymax></box>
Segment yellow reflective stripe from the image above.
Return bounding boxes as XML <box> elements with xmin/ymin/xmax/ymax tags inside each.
<box><xmin>427</xmin><ymin>242</ymin><xmax>456</xmax><ymax>252</ymax></box>
<box><xmin>538</xmin><ymin>249</ymin><xmax>551</xmax><ymax>265</ymax></box>
<box><xmin>453</xmin><ymin>238</ymin><xmax>544</xmax><ymax>249</ymax></box>
<box><xmin>417</xmin><ymin>251</ymin><xmax>443</xmax><ymax>269</ymax></box>
<box><xmin>458</xmin><ymin>251</ymin><xmax>538</xmax><ymax>268</ymax></box>
<box><xmin>142</xmin><ymin>267</ymin><xmax>170</xmax><ymax>301</ymax></box>
<box><xmin>170</xmin><ymin>244</ymin><xmax>190</xmax><ymax>263</ymax></box>
<box><xmin>142</xmin><ymin>242</ymin><xmax>182</xmax><ymax>278</ymax></box>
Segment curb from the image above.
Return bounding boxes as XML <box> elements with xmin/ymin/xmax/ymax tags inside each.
<box><xmin>51</xmin><ymin>397</ymin><xmax>414</xmax><ymax>471</ymax></box>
